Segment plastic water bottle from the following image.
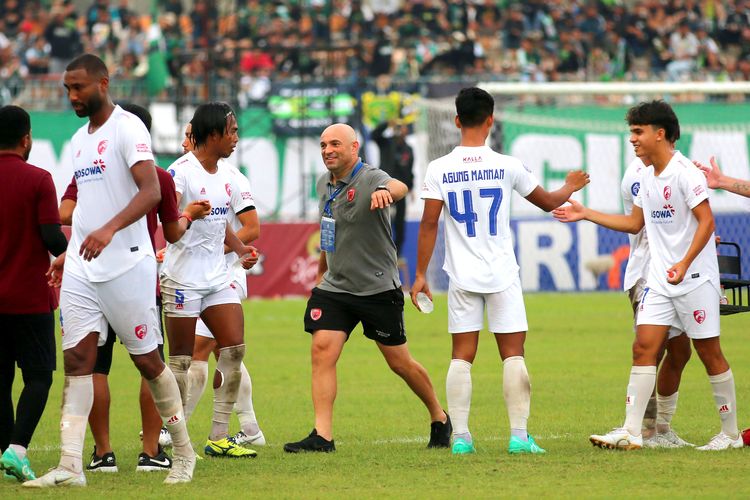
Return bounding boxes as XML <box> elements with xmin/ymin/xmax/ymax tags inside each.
<box><xmin>415</xmin><ymin>292</ymin><xmax>434</xmax><ymax>314</ymax></box>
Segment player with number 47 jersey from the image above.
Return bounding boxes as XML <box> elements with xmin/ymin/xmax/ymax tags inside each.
<box><xmin>411</xmin><ymin>87</ymin><xmax>589</xmax><ymax>456</ymax></box>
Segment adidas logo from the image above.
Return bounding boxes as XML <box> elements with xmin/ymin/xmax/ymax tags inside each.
<box><xmin>167</xmin><ymin>414</ymin><xmax>181</xmax><ymax>425</ymax></box>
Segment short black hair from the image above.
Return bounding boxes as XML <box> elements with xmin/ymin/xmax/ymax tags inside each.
<box><xmin>0</xmin><ymin>105</ymin><xmax>31</xmax><ymax>149</ymax></box>
<box><xmin>189</xmin><ymin>102</ymin><xmax>236</xmax><ymax>147</ymax></box>
<box><xmin>66</xmin><ymin>53</ymin><xmax>109</xmax><ymax>79</ymax></box>
<box><xmin>120</xmin><ymin>103</ymin><xmax>152</xmax><ymax>132</ymax></box>
<box><xmin>455</xmin><ymin>87</ymin><xmax>494</xmax><ymax>127</ymax></box>
<box><xmin>626</xmin><ymin>100</ymin><xmax>680</xmax><ymax>143</ymax></box>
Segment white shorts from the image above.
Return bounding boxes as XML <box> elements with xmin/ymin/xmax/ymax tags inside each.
<box><xmin>59</xmin><ymin>257</ymin><xmax>160</xmax><ymax>356</ymax></box>
<box><xmin>160</xmin><ymin>277</ymin><xmax>240</xmax><ymax>318</ymax></box>
<box><xmin>636</xmin><ymin>281</ymin><xmax>720</xmax><ymax>340</ymax></box>
<box><xmin>629</xmin><ymin>278</ymin><xmax>682</xmax><ymax>340</ymax></box>
<box><xmin>195</xmin><ymin>281</ymin><xmax>246</xmax><ymax>339</ymax></box>
<box><xmin>447</xmin><ymin>277</ymin><xmax>528</xmax><ymax>334</ymax></box>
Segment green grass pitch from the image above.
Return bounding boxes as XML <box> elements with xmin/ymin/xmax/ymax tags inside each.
<box><xmin>5</xmin><ymin>292</ymin><xmax>749</xmax><ymax>498</ymax></box>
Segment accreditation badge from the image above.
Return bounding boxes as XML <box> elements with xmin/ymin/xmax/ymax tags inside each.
<box><xmin>321</xmin><ymin>216</ymin><xmax>336</xmax><ymax>252</ymax></box>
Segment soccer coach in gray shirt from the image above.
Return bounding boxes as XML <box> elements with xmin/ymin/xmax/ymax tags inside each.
<box><xmin>284</xmin><ymin>123</ymin><xmax>451</xmax><ymax>453</ymax></box>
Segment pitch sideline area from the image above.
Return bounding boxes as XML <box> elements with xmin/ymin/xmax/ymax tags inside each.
<box><xmin>5</xmin><ymin>293</ymin><xmax>748</xmax><ymax>498</ymax></box>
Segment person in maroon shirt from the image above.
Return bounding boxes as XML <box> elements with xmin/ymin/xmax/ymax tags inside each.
<box><xmin>0</xmin><ymin>105</ymin><xmax>68</xmax><ymax>482</ymax></box>
<box><xmin>57</xmin><ymin>104</ymin><xmax>210</xmax><ymax>473</ymax></box>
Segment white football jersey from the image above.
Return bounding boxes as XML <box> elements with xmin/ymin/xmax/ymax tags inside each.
<box><xmin>621</xmin><ymin>158</ymin><xmax>650</xmax><ymax>291</ymax></box>
<box><xmin>422</xmin><ymin>145</ymin><xmax>538</xmax><ymax>293</ymax></box>
<box><xmin>222</xmin><ymin>160</ymin><xmax>256</xmax><ymax>295</ymax></box>
<box><xmin>66</xmin><ymin>105</ymin><xmax>155</xmax><ymax>282</ymax></box>
<box><xmin>161</xmin><ymin>153</ymin><xmax>243</xmax><ymax>289</ymax></box>
<box><xmin>633</xmin><ymin>151</ymin><xmax>719</xmax><ymax>298</ymax></box>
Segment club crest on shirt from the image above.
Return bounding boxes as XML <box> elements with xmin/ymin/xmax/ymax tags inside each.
<box><xmin>310</xmin><ymin>308</ymin><xmax>322</xmax><ymax>321</ymax></box>
<box><xmin>97</xmin><ymin>140</ymin><xmax>108</xmax><ymax>155</ymax></box>
<box><xmin>693</xmin><ymin>309</ymin><xmax>706</xmax><ymax>324</ymax></box>
<box><xmin>347</xmin><ymin>188</ymin><xmax>356</xmax><ymax>202</ymax></box>
<box><xmin>663</xmin><ymin>186</ymin><xmax>672</xmax><ymax>200</ymax></box>
<box><xmin>200</xmin><ymin>187</ymin><xmax>206</xmax><ymax>195</ymax></box>
<box><xmin>225</xmin><ymin>183</ymin><xmax>232</xmax><ymax>196</ymax></box>
<box><xmin>134</xmin><ymin>324</ymin><xmax>147</xmax><ymax>339</ymax></box>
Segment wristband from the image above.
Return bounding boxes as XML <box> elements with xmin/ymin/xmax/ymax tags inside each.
<box><xmin>375</xmin><ymin>185</ymin><xmax>389</xmax><ymax>193</ymax></box>
<box><xmin>179</xmin><ymin>212</ymin><xmax>193</xmax><ymax>229</ymax></box>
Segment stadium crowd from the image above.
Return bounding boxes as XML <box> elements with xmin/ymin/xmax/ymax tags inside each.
<box><xmin>1</xmin><ymin>0</ymin><xmax>749</xmax><ymax>104</ymax></box>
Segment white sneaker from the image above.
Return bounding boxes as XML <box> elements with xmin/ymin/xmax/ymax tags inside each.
<box><xmin>163</xmin><ymin>453</ymin><xmax>195</xmax><ymax>485</ymax></box>
<box><xmin>22</xmin><ymin>467</ymin><xmax>87</xmax><ymax>488</ymax></box>
<box><xmin>590</xmin><ymin>428</ymin><xmax>643</xmax><ymax>450</ymax></box>
<box><xmin>696</xmin><ymin>432</ymin><xmax>744</xmax><ymax>451</ymax></box>
<box><xmin>232</xmin><ymin>430</ymin><xmax>266</xmax><ymax>446</ymax></box>
<box><xmin>159</xmin><ymin>427</ymin><xmax>173</xmax><ymax>449</ymax></box>
<box><xmin>655</xmin><ymin>429</ymin><xmax>693</xmax><ymax>448</ymax></box>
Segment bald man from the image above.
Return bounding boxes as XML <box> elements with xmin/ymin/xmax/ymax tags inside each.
<box><xmin>284</xmin><ymin>124</ymin><xmax>451</xmax><ymax>453</ymax></box>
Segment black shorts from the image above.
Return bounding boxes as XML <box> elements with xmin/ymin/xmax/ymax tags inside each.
<box><xmin>303</xmin><ymin>287</ymin><xmax>406</xmax><ymax>346</ymax></box>
<box><xmin>93</xmin><ymin>298</ymin><xmax>165</xmax><ymax>375</ymax></box>
<box><xmin>0</xmin><ymin>313</ymin><xmax>56</xmax><ymax>371</ymax></box>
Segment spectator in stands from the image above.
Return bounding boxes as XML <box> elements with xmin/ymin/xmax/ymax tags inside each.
<box><xmin>44</xmin><ymin>6</ymin><xmax>81</xmax><ymax>75</ymax></box>
<box><xmin>667</xmin><ymin>20</ymin><xmax>700</xmax><ymax>80</ymax></box>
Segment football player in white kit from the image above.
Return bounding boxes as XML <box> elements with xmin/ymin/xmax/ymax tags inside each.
<box><xmin>160</xmin><ymin>103</ymin><xmax>259</xmax><ymax>458</ymax></box>
<box><xmin>554</xmin><ymin>100</ymin><xmax>742</xmax><ymax>451</ymax></box>
<box><xmin>178</xmin><ymin>123</ymin><xmax>266</xmax><ymax>447</ymax></box>
<box><xmin>411</xmin><ymin>87</ymin><xmax>590</xmax><ymax>455</ymax></box>
<box><xmin>621</xmin><ymin>153</ymin><xmax>693</xmax><ymax>448</ymax></box>
<box><xmin>25</xmin><ymin>54</ymin><xmax>195</xmax><ymax>488</ymax></box>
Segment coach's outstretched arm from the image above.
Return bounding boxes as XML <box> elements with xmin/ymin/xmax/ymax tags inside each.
<box><xmin>525</xmin><ymin>170</ymin><xmax>590</xmax><ymax>212</ymax></box>
<box><xmin>79</xmin><ymin>160</ymin><xmax>161</xmax><ymax>261</ymax></box>
<box><xmin>695</xmin><ymin>156</ymin><xmax>750</xmax><ymax>198</ymax></box>
<box><xmin>410</xmin><ymin>198</ymin><xmax>442</xmax><ymax>310</ymax></box>
<box><xmin>553</xmin><ymin>199</ymin><xmax>645</xmax><ymax>234</ymax></box>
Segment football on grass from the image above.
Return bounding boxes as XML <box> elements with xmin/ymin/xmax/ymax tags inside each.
<box><xmin>742</xmin><ymin>428</ymin><xmax>750</xmax><ymax>447</ymax></box>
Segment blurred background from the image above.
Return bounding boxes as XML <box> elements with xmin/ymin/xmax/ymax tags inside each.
<box><xmin>3</xmin><ymin>0</ymin><xmax>749</xmax><ymax>295</ymax></box>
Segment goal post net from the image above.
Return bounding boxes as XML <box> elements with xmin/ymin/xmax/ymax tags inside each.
<box><xmin>416</xmin><ymin>82</ymin><xmax>750</xmax><ymax>291</ymax></box>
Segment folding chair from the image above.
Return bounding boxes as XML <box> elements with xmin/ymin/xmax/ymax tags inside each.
<box><xmin>718</xmin><ymin>241</ymin><xmax>750</xmax><ymax>315</ymax></box>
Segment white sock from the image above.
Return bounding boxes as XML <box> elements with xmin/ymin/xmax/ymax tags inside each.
<box><xmin>146</xmin><ymin>367</ymin><xmax>193</xmax><ymax>458</ymax></box>
<box><xmin>210</xmin><ymin>345</ymin><xmax>245</xmax><ymax>441</ymax></box>
<box><xmin>503</xmin><ymin>356</ymin><xmax>530</xmax><ymax>436</ymax></box>
<box><xmin>59</xmin><ymin>375</ymin><xmax>93</xmax><ymax>474</ymax></box>
<box><xmin>168</xmin><ymin>355</ymin><xmax>192</xmax><ymax>409</ymax></box>
<box><xmin>9</xmin><ymin>444</ymin><xmax>26</xmax><ymax>460</ymax></box>
<box><xmin>234</xmin><ymin>363</ymin><xmax>260</xmax><ymax>436</ymax></box>
<box><xmin>623</xmin><ymin>366</ymin><xmax>656</xmax><ymax>437</ymax></box>
<box><xmin>184</xmin><ymin>360</ymin><xmax>208</xmax><ymax>421</ymax></box>
<box><xmin>709</xmin><ymin>369</ymin><xmax>738</xmax><ymax>438</ymax></box>
<box><xmin>446</xmin><ymin>359</ymin><xmax>472</xmax><ymax>439</ymax></box>
<box><xmin>655</xmin><ymin>391</ymin><xmax>679</xmax><ymax>433</ymax></box>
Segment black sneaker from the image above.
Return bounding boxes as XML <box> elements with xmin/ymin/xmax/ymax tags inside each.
<box><xmin>86</xmin><ymin>447</ymin><xmax>118</xmax><ymax>472</ymax></box>
<box><xmin>136</xmin><ymin>448</ymin><xmax>172</xmax><ymax>472</ymax></box>
<box><xmin>283</xmin><ymin>429</ymin><xmax>335</xmax><ymax>453</ymax></box>
<box><xmin>427</xmin><ymin>412</ymin><xmax>452</xmax><ymax>448</ymax></box>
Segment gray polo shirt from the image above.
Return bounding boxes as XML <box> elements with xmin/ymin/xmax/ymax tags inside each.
<box><xmin>316</xmin><ymin>161</ymin><xmax>401</xmax><ymax>296</ymax></box>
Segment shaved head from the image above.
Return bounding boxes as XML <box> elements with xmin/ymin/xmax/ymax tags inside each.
<box><xmin>322</xmin><ymin>123</ymin><xmax>357</xmax><ymax>143</ymax></box>
<box><xmin>320</xmin><ymin>123</ymin><xmax>359</xmax><ymax>180</ymax></box>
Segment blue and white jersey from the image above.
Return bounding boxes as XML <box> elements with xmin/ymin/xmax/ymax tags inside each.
<box><xmin>621</xmin><ymin>157</ymin><xmax>650</xmax><ymax>291</ymax></box>
<box><xmin>633</xmin><ymin>151</ymin><xmax>719</xmax><ymax>298</ymax></box>
<box><xmin>421</xmin><ymin>145</ymin><xmax>537</xmax><ymax>293</ymax></box>
<box><xmin>161</xmin><ymin>152</ymin><xmax>242</xmax><ymax>289</ymax></box>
